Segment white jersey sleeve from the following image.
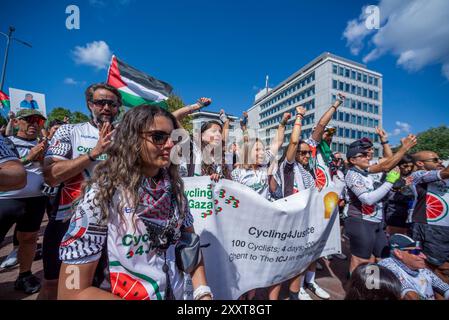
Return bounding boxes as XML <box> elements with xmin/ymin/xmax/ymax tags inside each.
<box><xmin>45</xmin><ymin>124</ymin><xmax>75</xmax><ymax>160</ymax></box>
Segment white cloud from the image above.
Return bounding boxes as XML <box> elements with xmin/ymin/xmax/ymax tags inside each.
<box><xmin>390</xmin><ymin>121</ymin><xmax>411</xmax><ymax>136</ymax></box>
<box><xmin>72</xmin><ymin>41</ymin><xmax>112</xmax><ymax>70</ymax></box>
<box><xmin>343</xmin><ymin>0</ymin><xmax>449</xmax><ymax>80</ymax></box>
<box><xmin>64</xmin><ymin>77</ymin><xmax>78</xmax><ymax>85</ymax></box>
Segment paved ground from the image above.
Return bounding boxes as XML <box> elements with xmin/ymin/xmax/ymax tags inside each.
<box><xmin>0</xmin><ymin>218</ymin><xmax>350</xmax><ymax>300</ymax></box>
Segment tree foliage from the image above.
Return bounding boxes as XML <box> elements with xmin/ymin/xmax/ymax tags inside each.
<box><xmin>410</xmin><ymin>125</ymin><xmax>449</xmax><ymax>159</ymax></box>
<box><xmin>46</xmin><ymin>107</ymin><xmax>90</xmax><ymax>125</ymax></box>
<box><xmin>166</xmin><ymin>94</ymin><xmax>192</xmax><ymax>133</ymax></box>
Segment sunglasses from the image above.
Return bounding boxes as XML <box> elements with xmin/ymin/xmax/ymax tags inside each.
<box><xmin>297</xmin><ymin>150</ymin><xmax>312</xmax><ymax>156</ymax></box>
<box><xmin>404</xmin><ymin>247</ymin><xmax>422</xmax><ymax>256</ymax></box>
<box><xmin>141</xmin><ymin>130</ymin><xmax>174</xmax><ymax>146</ymax></box>
<box><xmin>21</xmin><ymin>116</ymin><xmax>45</xmax><ymax>126</ymax></box>
<box><xmin>90</xmin><ymin>99</ymin><xmax>120</xmax><ymax>108</ymax></box>
<box><xmin>420</xmin><ymin>157</ymin><xmax>441</xmax><ymax>163</ymax></box>
<box><xmin>354</xmin><ymin>152</ymin><xmax>369</xmax><ymax>159</ymax></box>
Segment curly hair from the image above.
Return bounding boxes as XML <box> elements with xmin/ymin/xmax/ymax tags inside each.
<box><xmin>84</xmin><ymin>104</ymin><xmax>185</xmax><ymax>226</ymax></box>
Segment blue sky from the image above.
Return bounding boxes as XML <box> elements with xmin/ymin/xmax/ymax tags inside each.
<box><xmin>1</xmin><ymin>0</ymin><xmax>448</xmax><ymax>143</ymax></box>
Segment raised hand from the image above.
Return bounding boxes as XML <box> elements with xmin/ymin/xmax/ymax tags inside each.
<box><xmin>296</xmin><ymin>105</ymin><xmax>306</xmax><ymax>117</ymax></box>
<box><xmin>400</xmin><ymin>134</ymin><xmax>417</xmax><ymax>150</ymax></box>
<box><xmin>91</xmin><ymin>122</ymin><xmax>114</xmax><ymax>159</ymax></box>
<box><xmin>375</xmin><ymin>127</ymin><xmax>388</xmax><ymax>142</ymax></box>
<box><xmin>27</xmin><ymin>140</ymin><xmax>47</xmax><ymax>162</ymax></box>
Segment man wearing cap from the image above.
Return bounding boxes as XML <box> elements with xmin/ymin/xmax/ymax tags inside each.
<box><xmin>378</xmin><ymin>234</ymin><xmax>449</xmax><ymax>300</ymax></box>
<box><xmin>0</xmin><ymin>109</ymin><xmax>48</xmax><ymax>294</ymax></box>
<box><xmin>409</xmin><ymin>151</ymin><xmax>449</xmax><ymax>284</ymax></box>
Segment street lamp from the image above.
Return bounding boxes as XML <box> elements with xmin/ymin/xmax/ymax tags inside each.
<box><xmin>0</xmin><ymin>26</ymin><xmax>32</xmax><ymax>92</ymax></box>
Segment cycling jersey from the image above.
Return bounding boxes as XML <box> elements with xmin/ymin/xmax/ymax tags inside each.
<box><xmin>345</xmin><ymin>167</ymin><xmax>393</xmax><ymax>223</ymax></box>
<box><xmin>60</xmin><ymin>174</ymin><xmax>194</xmax><ymax>300</ymax></box>
<box><xmin>384</xmin><ymin>177</ymin><xmax>415</xmax><ymax>228</ymax></box>
<box><xmin>379</xmin><ymin>257</ymin><xmax>449</xmax><ymax>300</ymax></box>
<box><xmin>305</xmin><ymin>137</ymin><xmax>333</xmax><ymax>188</ymax></box>
<box><xmin>45</xmin><ymin>122</ymin><xmax>103</xmax><ymax>221</ymax></box>
<box><xmin>272</xmin><ymin>159</ymin><xmax>315</xmax><ymax>198</ymax></box>
<box><xmin>410</xmin><ymin>170</ymin><xmax>449</xmax><ymax>227</ymax></box>
<box><xmin>0</xmin><ymin>135</ymin><xmax>19</xmax><ymax>163</ymax></box>
<box><xmin>231</xmin><ymin>150</ymin><xmax>274</xmax><ymax>199</ymax></box>
<box><xmin>0</xmin><ymin>136</ymin><xmax>44</xmax><ymax>199</ymax></box>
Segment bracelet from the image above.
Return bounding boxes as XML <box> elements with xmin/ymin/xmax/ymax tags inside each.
<box><xmin>193</xmin><ymin>285</ymin><xmax>213</xmax><ymax>300</ymax></box>
<box><xmin>381</xmin><ymin>140</ymin><xmax>389</xmax><ymax>145</ymax></box>
<box><xmin>21</xmin><ymin>156</ymin><xmax>31</xmax><ymax>165</ymax></box>
<box><xmin>87</xmin><ymin>151</ymin><xmax>96</xmax><ymax>162</ymax></box>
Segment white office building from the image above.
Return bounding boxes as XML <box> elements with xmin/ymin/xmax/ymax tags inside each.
<box><xmin>191</xmin><ymin>110</ymin><xmax>239</xmax><ymax>132</ymax></box>
<box><xmin>247</xmin><ymin>52</ymin><xmax>383</xmax><ymax>157</ymax></box>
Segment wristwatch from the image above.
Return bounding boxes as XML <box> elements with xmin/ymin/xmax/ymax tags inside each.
<box><xmin>87</xmin><ymin>150</ymin><xmax>96</xmax><ymax>162</ymax></box>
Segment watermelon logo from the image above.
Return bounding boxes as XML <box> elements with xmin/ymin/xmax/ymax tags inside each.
<box><xmin>58</xmin><ymin>171</ymin><xmax>88</xmax><ymax>216</ymax></box>
<box><xmin>426</xmin><ymin>192</ymin><xmax>448</xmax><ymax>223</ymax></box>
<box><xmin>361</xmin><ymin>204</ymin><xmax>375</xmax><ymax>216</ymax></box>
<box><xmin>315</xmin><ymin>166</ymin><xmax>329</xmax><ymax>189</ymax></box>
<box><xmin>111</xmin><ymin>272</ymin><xmax>150</xmax><ymax>300</ymax></box>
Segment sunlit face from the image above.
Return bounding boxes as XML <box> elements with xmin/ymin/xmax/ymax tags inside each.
<box><xmin>87</xmin><ymin>88</ymin><xmax>120</xmax><ymax>125</ymax></box>
<box><xmin>201</xmin><ymin>123</ymin><xmax>222</xmax><ymax>146</ymax></box>
<box><xmin>349</xmin><ymin>152</ymin><xmax>370</xmax><ymax>169</ymax></box>
<box><xmin>415</xmin><ymin>151</ymin><xmax>444</xmax><ymax>171</ymax></box>
<box><xmin>322</xmin><ymin>130</ymin><xmax>334</xmax><ymax>145</ymax></box>
<box><xmin>140</xmin><ymin>115</ymin><xmax>175</xmax><ymax>170</ymax></box>
<box><xmin>251</xmin><ymin>141</ymin><xmax>266</xmax><ymax>166</ymax></box>
<box><xmin>395</xmin><ymin>248</ymin><xmax>427</xmax><ymax>270</ymax></box>
<box><xmin>16</xmin><ymin>116</ymin><xmax>45</xmax><ymax>138</ymax></box>
<box><xmin>295</xmin><ymin>142</ymin><xmax>311</xmax><ymax>166</ymax></box>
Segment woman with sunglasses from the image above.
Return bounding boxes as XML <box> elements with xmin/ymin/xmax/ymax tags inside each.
<box><xmin>58</xmin><ymin>105</ymin><xmax>211</xmax><ymax>300</ymax></box>
<box><xmin>268</xmin><ymin>106</ymin><xmax>329</xmax><ymax>300</ymax></box>
<box><xmin>344</xmin><ymin>145</ymin><xmax>401</xmax><ymax>275</ymax></box>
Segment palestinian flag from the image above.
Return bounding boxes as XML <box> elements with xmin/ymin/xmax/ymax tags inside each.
<box><xmin>107</xmin><ymin>55</ymin><xmax>172</xmax><ymax>109</ymax></box>
<box><xmin>0</xmin><ymin>90</ymin><xmax>10</xmax><ymax>118</ymax></box>
<box><xmin>0</xmin><ymin>90</ymin><xmax>10</xmax><ymax>109</ymax></box>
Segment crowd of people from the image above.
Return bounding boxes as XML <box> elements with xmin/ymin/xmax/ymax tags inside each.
<box><xmin>0</xmin><ymin>82</ymin><xmax>448</xmax><ymax>300</ymax></box>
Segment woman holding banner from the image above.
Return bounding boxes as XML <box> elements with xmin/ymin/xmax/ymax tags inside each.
<box><xmin>57</xmin><ymin>105</ymin><xmax>212</xmax><ymax>300</ymax></box>
<box><xmin>269</xmin><ymin>106</ymin><xmax>329</xmax><ymax>300</ymax></box>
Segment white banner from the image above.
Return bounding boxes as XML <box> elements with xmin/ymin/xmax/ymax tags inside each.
<box><xmin>182</xmin><ymin>177</ymin><xmax>343</xmax><ymax>300</ymax></box>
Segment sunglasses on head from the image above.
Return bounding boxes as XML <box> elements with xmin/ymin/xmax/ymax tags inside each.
<box><xmin>141</xmin><ymin>130</ymin><xmax>174</xmax><ymax>146</ymax></box>
<box><xmin>90</xmin><ymin>99</ymin><xmax>120</xmax><ymax>108</ymax></box>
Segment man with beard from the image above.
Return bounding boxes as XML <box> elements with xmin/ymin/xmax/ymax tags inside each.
<box><xmin>0</xmin><ymin>109</ymin><xmax>47</xmax><ymax>294</ymax></box>
<box><xmin>39</xmin><ymin>83</ymin><xmax>121</xmax><ymax>299</ymax></box>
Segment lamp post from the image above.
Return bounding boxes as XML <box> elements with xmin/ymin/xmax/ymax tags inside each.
<box><xmin>0</xmin><ymin>26</ymin><xmax>32</xmax><ymax>92</ymax></box>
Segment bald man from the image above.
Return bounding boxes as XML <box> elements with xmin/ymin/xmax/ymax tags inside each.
<box><xmin>409</xmin><ymin>151</ymin><xmax>449</xmax><ymax>284</ymax></box>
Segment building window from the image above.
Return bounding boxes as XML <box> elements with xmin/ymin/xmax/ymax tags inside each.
<box><xmin>363</xmin><ymin>74</ymin><xmax>367</xmax><ymax>83</ymax></box>
<box><xmin>374</xmin><ymin>148</ymin><xmax>379</xmax><ymax>158</ymax></box>
<box><xmin>374</xmin><ymin>78</ymin><xmax>378</xmax><ymax>86</ymax></box>
<box><xmin>351</xmin><ymin>115</ymin><xmax>356</xmax><ymax>124</ymax></box>
<box><xmin>363</xmin><ymin>88</ymin><xmax>368</xmax><ymax>97</ymax></box>
<box><xmin>369</xmin><ymin>104</ymin><xmax>373</xmax><ymax>113</ymax></box>
<box><xmin>363</xmin><ymin>117</ymin><xmax>368</xmax><ymax>126</ymax></box>
<box><xmin>345</xmin><ymin>128</ymin><xmax>350</xmax><ymax>138</ymax></box>
<box><xmin>368</xmin><ymin>76</ymin><xmax>373</xmax><ymax>85</ymax></box>
<box><xmin>333</xmin><ymin>79</ymin><xmax>337</xmax><ymax>89</ymax></box>
<box><xmin>345</xmin><ymin>113</ymin><xmax>350</xmax><ymax>122</ymax></box>
<box><xmin>351</xmin><ymin>100</ymin><xmax>356</xmax><ymax>109</ymax></box>
<box><xmin>369</xmin><ymin>118</ymin><xmax>374</xmax><ymax>127</ymax></box>
<box><xmin>369</xmin><ymin>90</ymin><xmax>373</xmax><ymax>99</ymax></box>
<box><xmin>374</xmin><ymin>119</ymin><xmax>379</xmax><ymax>127</ymax></box>
<box><xmin>351</xmin><ymin>130</ymin><xmax>356</xmax><ymax>139</ymax></box>
<box><xmin>339</xmin><ymin>66</ymin><xmax>344</xmax><ymax>76</ymax></box>
<box><xmin>374</xmin><ymin>91</ymin><xmax>379</xmax><ymax>100</ymax></box>
<box><xmin>351</xmin><ymin>84</ymin><xmax>356</xmax><ymax>94</ymax></box>
<box><xmin>357</xmin><ymin>116</ymin><xmax>362</xmax><ymax>125</ymax></box>
<box><xmin>357</xmin><ymin>72</ymin><xmax>362</xmax><ymax>81</ymax></box>
<box><xmin>357</xmin><ymin>131</ymin><xmax>362</xmax><ymax>139</ymax></box>
<box><xmin>339</xmin><ymin>82</ymin><xmax>344</xmax><ymax>91</ymax></box>
<box><xmin>345</xmin><ymin>68</ymin><xmax>350</xmax><ymax>78</ymax></box>
<box><xmin>357</xmin><ymin>86</ymin><xmax>361</xmax><ymax>95</ymax></box>
<box><xmin>374</xmin><ymin>105</ymin><xmax>379</xmax><ymax>114</ymax></box>
<box><xmin>339</xmin><ymin>127</ymin><xmax>344</xmax><ymax>136</ymax></box>
<box><xmin>351</xmin><ymin>70</ymin><xmax>356</xmax><ymax>79</ymax></box>
<box><xmin>345</xmin><ymin>83</ymin><xmax>350</xmax><ymax>92</ymax></box>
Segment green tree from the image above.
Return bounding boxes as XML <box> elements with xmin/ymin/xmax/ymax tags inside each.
<box><xmin>46</xmin><ymin>107</ymin><xmax>90</xmax><ymax>125</ymax></box>
<box><xmin>166</xmin><ymin>94</ymin><xmax>192</xmax><ymax>133</ymax></box>
<box><xmin>0</xmin><ymin>115</ymin><xmax>7</xmax><ymax>127</ymax></box>
<box><xmin>411</xmin><ymin>125</ymin><xmax>449</xmax><ymax>159</ymax></box>
<box><xmin>71</xmin><ymin>111</ymin><xmax>90</xmax><ymax>123</ymax></box>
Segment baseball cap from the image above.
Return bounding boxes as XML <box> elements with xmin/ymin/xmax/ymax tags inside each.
<box><xmin>346</xmin><ymin>146</ymin><xmax>367</xmax><ymax>159</ymax></box>
<box><xmin>389</xmin><ymin>234</ymin><xmax>419</xmax><ymax>250</ymax></box>
<box><xmin>16</xmin><ymin>109</ymin><xmax>47</xmax><ymax>120</ymax></box>
<box><xmin>349</xmin><ymin>137</ymin><xmax>373</xmax><ymax>150</ymax></box>
<box><xmin>312</xmin><ymin>125</ymin><xmax>336</xmax><ymax>133</ymax></box>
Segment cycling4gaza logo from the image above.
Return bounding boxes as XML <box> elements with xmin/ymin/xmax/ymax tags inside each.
<box><xmin>185</xmin><ymin>184</ymin><xmax>240</xmax><ymax>219</ymax></box>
